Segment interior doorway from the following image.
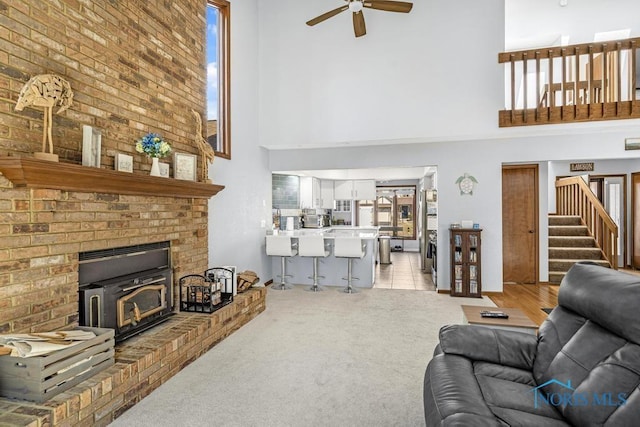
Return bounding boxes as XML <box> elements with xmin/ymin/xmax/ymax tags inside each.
<box><xmin>631</xmin><ymin>173</ymin><xmax>640</xmax><ymax>269</ymax></box>
<box><xmin>589</xmin><ymin>175</ymin><xmax>626</xmax><ymax>268</ymax></box>
<box><xmin>502</xmin><ymin>164</ymin><xmax>539</xmax><ymax>284</ymax></box>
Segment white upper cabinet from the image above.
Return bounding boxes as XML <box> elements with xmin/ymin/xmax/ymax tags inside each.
<box><xmin>353</xmin><ymin>180</ymin><xmax>376</xmax><ymax>200</ymax></box>
<box><xmin>301</xmin><ymin>177</ymin><xmax>334</xmax><ymax>208</ymax></box>
<box><xmin>319</xmin><ymin>179</ymin><xmax>334</xmax><ymax>209</ymax></box>
<box><xmin>334</xmin><ymin>180</ymin><xmax>375</xmax><ymax>200</ymax></box>
<box><xmin>334</xmin><ymin>180</ymin><xmax>353</xmax><ymax>200</ymax></box>
<box><xmin>300</xmin><ymin>176</ymin><xmax>313</xmax><ymax>209</ymax></box>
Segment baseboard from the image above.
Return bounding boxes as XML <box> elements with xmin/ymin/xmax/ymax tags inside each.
<box><xmin>482</xmin><ymin>291</ymin><xmax>502</xmax><ymax>296</ymax></box>
<box><xmin>437</xmin><ymin>289</ymin><xmax>449</xmax><ymax>294</ymax></box>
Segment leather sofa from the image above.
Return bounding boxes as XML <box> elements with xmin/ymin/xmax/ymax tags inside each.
<box><xmin>423</xmin><ymin>262</ymin><xmax>640</xmax><ymax>426</ymax></box>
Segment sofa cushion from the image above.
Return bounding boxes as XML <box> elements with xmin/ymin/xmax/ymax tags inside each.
<box><xmin>533</xmin><ymin>263</ymin><xmax>640</xmax><ymax>426</ymax></box>
<box><xmin>424</xmin><ymin>353</ymin><xmax>569</xmax><ymax>426</ymax></box>
<box><xmin>557</xmin><ymin>263</ymin><xmax>640</xmax><ymax>345</ymax></box>
<box><xmin>474</xmin><ymin>365</ymin><xmax>568</xmax><ymax>426</ymax></box>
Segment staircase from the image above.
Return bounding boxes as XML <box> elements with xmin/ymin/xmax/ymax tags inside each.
<box><xmin>548</xmin><ymin>215</ymin><xmax>610</xmax><ymax>284</ymax></box>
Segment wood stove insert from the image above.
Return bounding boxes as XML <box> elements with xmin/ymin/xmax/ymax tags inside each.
<box><xmin>78</xmin><ymin>241</ymin><xmax>174</xmax><ymax>342</ymax></box>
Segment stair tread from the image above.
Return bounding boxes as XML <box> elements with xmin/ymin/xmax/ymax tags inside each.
<box><xmin>548</xmin><ymin>247</ymin><xmax>601</xmax><ymax>251</ymax></box>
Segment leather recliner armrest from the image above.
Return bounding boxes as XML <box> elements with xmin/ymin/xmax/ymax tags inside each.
<box><xmin>439</xmin><ymin>324</ymin><xmax>537</xmax><ymax>370</ymax></box>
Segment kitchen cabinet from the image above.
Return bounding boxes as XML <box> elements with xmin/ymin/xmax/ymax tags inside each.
<box><xmin>319</xmin><ymin>179</ymin><xmax>334</xmax><ymax>209</ymax></box>
<box><xmin>334</xmin><ymin>180</ymin><xmax>375</xmax><ymax>200</ymax></box>
<box><xmin>300</xmin><ymin>177</ymin><xmax>333</xmax><ymax>209</ymax></box>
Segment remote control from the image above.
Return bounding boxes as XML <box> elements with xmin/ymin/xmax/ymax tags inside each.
<box><xmin>480</xmin><ymin>311</ymin><xmax>509</xmax><ymax>319</ymax></box>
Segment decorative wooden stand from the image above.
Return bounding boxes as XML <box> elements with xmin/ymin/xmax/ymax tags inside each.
<box><xmin>33</xmin><ymin>152</ymin><xmax>59</xmax><ymax>162</ymax></box>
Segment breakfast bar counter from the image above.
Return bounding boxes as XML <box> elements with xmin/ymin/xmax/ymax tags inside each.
<box><xmin>267</xmin><ymin>227</ymin><xmax>379</xmax><ymax>288</ymax></box>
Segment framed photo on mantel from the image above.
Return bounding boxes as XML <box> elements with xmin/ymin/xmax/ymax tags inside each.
<box><xmin>174</xmin><ymin>152</ymin><xmax>197</xmax><ymax>181</ymax></box>
<box><xmin>82</xmin><ymin>125</ymin><xmax>101</xmax><ymax>167</ymax></box>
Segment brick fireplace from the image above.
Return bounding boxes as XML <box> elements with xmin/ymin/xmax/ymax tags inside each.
<box><xmin>0</xmin><ymin>3</ymin><xmax>271</xmax><ymax>424</ymax></box>
<box><xmin>0</xmin><ymin>178</ymin><xmax>211</xmax><ymax>335</ymax></box>
<box><xmin>0</xmin><ymin>1</ymin><xmax>213</xmax><ymax>334</ymax></box>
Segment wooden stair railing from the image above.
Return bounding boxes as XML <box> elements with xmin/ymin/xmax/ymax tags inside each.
<box><xmin>499</xmin><ymin>37</ymin><xmax>639</xmax><ymax>127</ymax></box>
<box><xmin>555</xmin><ymin>177</ymin><xmax>618</xmax><ymax>269</ymax></box>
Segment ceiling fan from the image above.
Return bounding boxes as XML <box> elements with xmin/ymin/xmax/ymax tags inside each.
<box><xmin>306</xmin><ymin>0</ymin><xmax>413</xmax><ymax>38</ymax></box>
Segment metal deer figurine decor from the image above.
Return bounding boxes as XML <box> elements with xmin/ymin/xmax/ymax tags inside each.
<box><xmin>15</xmin><ymin>74</ymin><xmax>74</xmax><ymax>162</ymax></box>
<box><xmin>191</xmin><ymin>109</ymin><xmax>215</xmax><ymax>183</ymax></box>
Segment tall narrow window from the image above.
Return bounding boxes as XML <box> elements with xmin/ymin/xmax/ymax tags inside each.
<box><xmin>206</xmin><ymin>0</ymin><xmax>231</xmax><ymax>159</ymax></box>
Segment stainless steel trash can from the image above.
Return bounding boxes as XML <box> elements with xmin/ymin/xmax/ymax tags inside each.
<box><xmin>379</xmin><ymin>236</ymin><xmax>391</xmax><ymax>264</ymax></box>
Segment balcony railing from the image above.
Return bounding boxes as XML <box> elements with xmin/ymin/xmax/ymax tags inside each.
<box><xmin>499</xmin><ymin>37</ymin><xmax>640</xmax><ymax>127</ymax></box>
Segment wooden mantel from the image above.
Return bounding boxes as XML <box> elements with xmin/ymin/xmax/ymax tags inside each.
<box><xmin>0</xmin><ymin>157</ymin><xmax>224</xmax><ymax>199</ymax></box>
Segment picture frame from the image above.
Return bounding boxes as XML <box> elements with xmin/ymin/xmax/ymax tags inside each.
<box><xmin>625</xmin><ymin>137</ymin><xmax>640</xmax><ymax>150</ymax></box>
<box><xmin>115</xmin><ymin>153</ymin><xmax>133</xmax><ymax>173</ymax></box>
<box><xmin>82</xmin><ymin>125</ymin><xmax>102</xmax><ymax>167</ymax></box>
<box><xmin>159</xmin><ymin>162</ymin><xmax>170</xmax><ymax>178</ymax></box>
<box><xmin>174</xmin><ymin>152</ymin><xmax>197</xmax><ymax>181</ymax></box>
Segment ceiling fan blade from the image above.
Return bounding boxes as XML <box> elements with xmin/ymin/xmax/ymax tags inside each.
<box><xmin>353</xmin><ymin>11</ymin><xmax>366</xmax><ymax>37</ymax></box>
<box><xmin>306</xmin><ymin>5</ymin><xmax>349</xmax><ymax>26</ymax></box>
<box><xmin>364</xmin><ymin>1</ymin><xmax>413</xmax><ymax>13</ymax></box>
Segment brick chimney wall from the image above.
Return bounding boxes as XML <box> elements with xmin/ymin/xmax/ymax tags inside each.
<box><xmin>0</xmin><ymin>1</ymin><xmax>211</xmax><ymax>333</ymax></box>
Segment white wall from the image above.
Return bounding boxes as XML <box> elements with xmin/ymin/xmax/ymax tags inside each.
<box><xmin>208</xmin><ymin>0</ymin><xmax>273</xmax><ymax>282</ymax></box>
<box><xmin>506</xmin><ymin>0</ymin><xmax>640</xmax><ymax>49</ymax></box>
<box><xmin>211</xmin><ymin>0</ymin><xmax>640</xmax><ymax>290</ymax></box>
<box><xmin>269</xmin><ymin>129</ymin><xmax>640</xmax><ymax>291</ymax></box>
<box><xmin>258</xmin><ymin>0</ymin><xmax>505</xmax><ymax>149</ymax></box>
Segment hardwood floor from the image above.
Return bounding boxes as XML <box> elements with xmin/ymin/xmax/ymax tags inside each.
<box><xmin>490</xmin><ymin>269</ymin><xmax>640</xmax><ymax>327</ymax></box>
<box><xmin>489</xmin><ymin>283</ymin><xmax>559</xmax><ymax>327</ymax></box>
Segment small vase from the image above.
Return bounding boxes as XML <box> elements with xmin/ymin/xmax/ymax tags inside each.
<box><xmin>150</xmin><ymin>157</ymin><xmax>161</xmax><ymax>176</ymax></box>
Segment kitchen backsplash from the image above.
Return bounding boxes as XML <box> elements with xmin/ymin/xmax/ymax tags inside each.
<box><xmin>272</xmin><ymin>174</ymin><xmax>299</xmax><ymax>209</ymax></box>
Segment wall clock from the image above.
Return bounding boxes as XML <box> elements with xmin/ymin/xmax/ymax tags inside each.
<box><xmin>455</xmin><ymin>173</ymin><xmax>478</xmax><ymax>195</ymax></box>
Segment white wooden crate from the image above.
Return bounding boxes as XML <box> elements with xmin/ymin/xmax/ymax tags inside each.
<box><xmin>0</xmin><ymin>326</ymin><xmax>114</xmax><ymax>402</ymax></box>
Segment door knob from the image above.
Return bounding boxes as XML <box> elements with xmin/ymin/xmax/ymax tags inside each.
<box><xmin>528</xmin><ymin>230</ymin><xmax>535</xmax><ymax>233</ymax></box>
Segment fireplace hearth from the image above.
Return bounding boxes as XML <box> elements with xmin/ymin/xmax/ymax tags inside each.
<box><xmin>78</xmin><ymin>241</ymin><xmax>174</xmax><ymax>342</ymax></box>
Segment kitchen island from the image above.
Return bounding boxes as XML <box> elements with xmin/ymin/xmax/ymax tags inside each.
<box><xmin>267</xmin><ymin>226</ymin><xmax>379</xmax><ymax>288</ymax></box>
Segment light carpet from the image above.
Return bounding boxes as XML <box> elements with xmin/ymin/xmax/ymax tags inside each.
<box><xmin>110</xmin><ymin>286</ymin><xmax>495</xmax><ymax>427</ymax></box>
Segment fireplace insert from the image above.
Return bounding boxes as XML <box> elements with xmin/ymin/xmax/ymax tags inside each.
<box><xmin>78</xmin><ymin>241</ymin><xmax>174</xmax><ymax>342</ymax></box>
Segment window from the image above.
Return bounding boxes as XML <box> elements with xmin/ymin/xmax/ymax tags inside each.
<box><xmin>206</xmin><ymin>0</ymin><xmax>231</xmax><ymax>159</ymax></box>
<box><xmin>374</xmin><ymin>186</ymin><xmax>416</xmax><ymax>240</ymax></box>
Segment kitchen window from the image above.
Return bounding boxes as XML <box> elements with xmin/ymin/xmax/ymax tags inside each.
<box><xmin>206</xmin><ymin>0</ymin><xmax>231</xmax><ymax>159</ymax></box>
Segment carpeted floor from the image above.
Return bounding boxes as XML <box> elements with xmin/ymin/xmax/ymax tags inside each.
<box><xmin>110</xmin><ymin>286</ymin><xmax>495</xmax><ymax>427</ymax></box>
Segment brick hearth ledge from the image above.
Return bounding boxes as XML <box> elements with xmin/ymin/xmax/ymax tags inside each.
<box><xmin>0</xmin><ymin>287</ymin><xmax>266</xmax><ymax>426</ymax></box>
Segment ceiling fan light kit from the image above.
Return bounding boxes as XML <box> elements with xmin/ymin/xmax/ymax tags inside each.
<box><xmin>349</xmin><ymin>1</ymin><xmax>364</xmax><ymax>12</ymax></box>
<box><xmin>306</xmin><ymin>0</ymin><xmax>413</xmax><ymax>38</ymax></box>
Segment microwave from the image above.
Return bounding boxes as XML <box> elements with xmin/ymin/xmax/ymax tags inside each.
<box><xmin>303</xmin><ymin>214</ymin><xmax>323</xmax><ymax>228</ymax></box>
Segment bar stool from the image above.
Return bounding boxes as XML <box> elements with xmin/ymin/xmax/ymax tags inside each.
<box><xmin>334</xmin><ymin>237</ymin><xmax>365</xmax><ymax>294</ymax></box>
<box><xmin>298</xmin><ymin>235</ymin><xmax>330</xmax><ymax>292</ymax></box>
<box><xmin>266</xmin><ymin>235</ymin><xmax>297</xmax><ymax>290</ymax></box>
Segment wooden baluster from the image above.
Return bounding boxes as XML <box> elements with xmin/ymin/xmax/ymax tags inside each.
<box><xmin>535</xmin><ymin>51</ymin><xmax>540</xmax><ymax>121</ymax></box>
<box><xmin>632</xmin><ymin>41</ymin><xmax>637</xmax><ymax>116</ymax></box>
<box><xmin>603</xmin><ymin>43</ymin><xmax>608</xmax><ymax>108</ymax></box>
<box><xmin>588</xmin><ymin>45</ymin><xmax>594</xmax><ymax>117</ymax></box>
<box><xmin>574</xmin><ymin>47</ymin><xmax>580</xmax><ymax>117</ymax></box>
<box><xmin>548</xmin><ymin>49</ymin><xmax>554</xmax><ymax>120</ymax></box>
<box><xmin>561</xmin><ymin>48</ymin><xmax>567</xmax><ymax>120</ymax></box>
<box><xmin>616</xmin><ymin>42</ymin><xmax>621</xmax><ymax>114</ymax></box>
<box><xmin>523</xmin><ymin>52</ymin><xmax>528</xmax><ymax>122</ymax></box>
<box><xmin>510</xmin><ymin>54</ymin><xmax>516</xmax><ymax>123</ymax></box>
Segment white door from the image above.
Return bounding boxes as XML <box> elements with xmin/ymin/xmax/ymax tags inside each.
<box><xmin>359</xmin><ymin>206</ymin><xmax>374</xmax><ymax>226</ymax></box>
<box><xmin>603</xmin><ymin>177</ymin><xmax>624</xmax><ymax>268</ymax></box>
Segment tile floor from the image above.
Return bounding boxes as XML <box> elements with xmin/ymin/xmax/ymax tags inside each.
<box><xmin>374</xmin><ymin>251</ymin><xmax>436</xmax><ymax>291</ymax></box>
